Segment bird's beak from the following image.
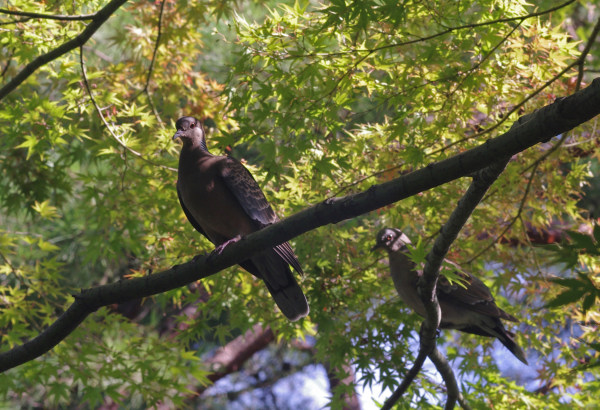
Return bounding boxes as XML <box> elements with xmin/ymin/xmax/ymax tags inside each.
<box><xmin>173</xmin><ymin>130</ymin><xmax>184</xmax><ymax>140</ymax></box>
<box><xmin>370</xmin><ymin>243</ymin><xmax>382</xmax><ymax>252</ymax></box>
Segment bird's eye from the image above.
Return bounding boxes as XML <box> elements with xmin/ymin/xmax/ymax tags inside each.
<box><xmin>190</xmin><ymin>122</ymin><xmax>196</xmax><ymax>128</ymax></box>
<box><xmin>385</xmin><ymin>235</ymin><xmax>392</xmax><ymax>241</ymax></box>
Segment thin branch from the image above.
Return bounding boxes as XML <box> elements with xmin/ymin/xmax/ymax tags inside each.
<box><xmin>0</xmin><ymin>0</ymin><xmax>129</xmax><ymax>102</ymax></box>
<box><xmin>0</xmin><ymin>7</ymin><xmax>96</xmax><ymax>21</ymax></box>
<box><xmin>428</xmin><ymin>347</ymin><xmax>472</xmax><ymax>410</ymax></box>
<box><xmin>141</xmin><ymin>0</ymin><xmax>166</xmax><ymax>94</ymax></box>
<box><xmin>135</xmin><ymin>0</ymin><xmax>166</xmax><ymax>124</ymax></box>
<box><xmin>279</xmin><ymin>0</ymin><xmax>576</xmax><ymax>60</ymax></box>
<box><xmin>576</xmin><ymin>16</ymin><xmax>600</xmax><ymax>92</ymax></box>
<box><xmin>79</xmin><ymin>46</ymin><xmax>176</xmax><ymax>172</ymax></box>
<box><xmin>381</xmin><ymin>323</ymin><xmax>433</xmax><ymax>410</ymax></box>
<box><xmin>428</xmin><ymin>59</ymin><xmax>578</xmax><ymax>157</ymax></box>
<box><xmin>440</xmin><ymin>20</ymin><xmax>523</xmax><ymax>113</ymax></box>
<box><xmin>431</xmin><ymin>12</ymin><xmax>600</xmax><ymax>157</ymax></box>
<box><xmin>0</xmin><ymin>79</ymin><xmax>599</xmax><ymax>372</ymax></box>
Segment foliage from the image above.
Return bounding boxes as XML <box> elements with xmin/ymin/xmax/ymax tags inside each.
<box><xmin>1</xmin><ymin>0</ymin><xmax>600</xmax><ymax>408</ymax></box>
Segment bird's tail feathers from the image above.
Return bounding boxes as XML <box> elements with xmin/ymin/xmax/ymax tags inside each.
<box><xmin>256</xmin><ymin>251</ymin><xmax>309</xmax><ymax>321</ymax></box>
<box><xmin>492</xmin><ymin>324</ymin><xmax>528</xmax><ymax>365</ymax></box>
<box><xmin>274</xmin><ymin>242</ymin><xmax>304</xmax><ymax>275</ymax></box>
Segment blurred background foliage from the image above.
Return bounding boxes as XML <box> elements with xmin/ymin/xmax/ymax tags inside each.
<box><xmin>1</xmin><ymin>0</ymin><xmax>600</xmax><ymax>407</ymax></box>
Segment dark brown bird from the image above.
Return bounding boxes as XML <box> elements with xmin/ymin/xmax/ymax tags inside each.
<box><xmin>372</xmin><ymin>228</ymin><xmax>528</xmax><ymax>364</ymax></box>
<box><xmin>173</xmin><ymin>116</ymin><xmax>309</xmax><ymax>321</ymax></box>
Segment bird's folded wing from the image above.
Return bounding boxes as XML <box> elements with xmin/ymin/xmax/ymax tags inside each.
<box><xmin>219</xmin><ymin>157</ymin><xmax>304</xmax><ymax>275</ymax></box>
<box><xmin>437</xmin><ymin>269</ymin><xmax>518</xmax><ymax>321</ymax></box>
<box><xmin>219</xmin><ymin>157</ymin><xmax>278</xmax><ymax>226</ymax></box>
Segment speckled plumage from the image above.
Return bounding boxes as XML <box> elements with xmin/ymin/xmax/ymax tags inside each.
<box><xmin>174</xmin><ymin>116</ymin><xmax>308</xmax><ymax>321</ymax></box>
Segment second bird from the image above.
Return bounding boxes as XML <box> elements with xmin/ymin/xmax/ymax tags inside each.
<box><xmin>372</xmin><ymin>227</ymin><xmax>528</xmax><ymax>364</ymax></box>
<box><xmin>173</xmin><ymin>116</ymin><xmax>309</xmax><ymax>321</ymax></box>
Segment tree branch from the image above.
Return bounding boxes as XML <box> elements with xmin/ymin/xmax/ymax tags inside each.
<box><xmin>0</xmin><ymin>0</ymin><xmax>129</xmax><ymax>102</ymax></box>
<box><xmin>381</xmin><ymin>85</ymin><xmax>599</xmax><ymax>408</ymax></box>
<box><xmin>80</xmin><ymin>46</ymin><xmax>176</xmax><ymax>171</ymax></box>
<box><xmin>204</xmin><ymin>324</ymin><xmax>275</xmax><ymax>385</ymax></box>
<box><xmin>280</xmin><ymin>0</ymin><xmax>576</xmax><ymax>60</ymax></box>
<box><xmin>1</xmin><ymin>78</ymin><xmax>599</xmax><ymax>373</ymax></box>
<box><xmin>428</xmin><ymin>347</ymin><xmax>472</xmax><ymax>410</ymax></box>
<box><xmin>0</xmin><ymin>7</ymin><xmax>96</xmax><ymax>21</ymax></box>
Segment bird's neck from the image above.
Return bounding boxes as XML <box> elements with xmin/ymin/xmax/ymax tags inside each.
<box><xmin>184</xmin><ymin>138</ymin><xmax>209</xmax><ymax>153</ymax></box>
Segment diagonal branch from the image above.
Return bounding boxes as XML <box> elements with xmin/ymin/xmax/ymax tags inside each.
<box><xmin>280</xmin><ymin>0</ymin><xmax>576</xmax><ymax>60</ymax></box>
<box><xmin>0</xmin><ymin>7</ymin><xmax>96</xmax><ymax>21</ymax></box>
<box><xmin>0</xmin><ymin>0</ymin><xmax>129</xmax><ymax>102</ymax></box>
<box><xmin>0</xmin><ymin>78</ymin><xmax>599</xmax><ymax>373</ymax></box>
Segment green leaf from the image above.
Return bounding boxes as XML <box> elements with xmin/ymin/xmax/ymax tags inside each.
<box><xmin>32</xmin><ymin>200</ymin><xmax>58</xmax><ymax>219</ymax></box>
<box><xmin>546</xmin><ymin>288</ymin><xmax>587</xmax><ymax>309</ymax></box>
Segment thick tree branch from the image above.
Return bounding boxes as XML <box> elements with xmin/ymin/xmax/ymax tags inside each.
<box><xmin>0</xmin><ymin>0</ymin><xmax>129</xmax><ymax>102</ymax></box>
<box><xmin>204</xmin><ymin>324</ymin><xmax>275</xmax><ymax>384</ymax></box>
<box><xmin>0</xmin><ymin>78</ymin><xmax>599</xmax><ymax>372</ymax></box>
<box><xmin>326</xmin><ymin>363</ymin><xmax>361</xmax><ymax>410</ymax></box>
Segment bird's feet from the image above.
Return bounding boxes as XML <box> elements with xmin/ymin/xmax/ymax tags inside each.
<box><xmin>208</xmin><ymin>236</ymin><xmax>242</xmax><ymax>260</ymax></box>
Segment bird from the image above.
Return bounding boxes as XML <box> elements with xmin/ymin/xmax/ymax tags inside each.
<box><xmin>173</xmin><ymin>116</ymin><xmax>309</xmax><ymax>321</ymax></box>
<box><xmin>372</xmin><ymin>227</ymin><xmax>528</xmax><ymax>364</ymax></box>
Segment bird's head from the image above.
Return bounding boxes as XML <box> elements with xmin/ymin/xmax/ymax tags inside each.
<box><xmin>173</xmin><ymin>116</ymin><xmax>207</xmax><ymax>149</ymax></box>
<box><xmin>371</xmin><ymin>228</ymin><xmax>412</xmax><ymax>253</ymax></box>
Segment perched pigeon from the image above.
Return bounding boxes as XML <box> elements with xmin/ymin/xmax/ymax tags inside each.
<box><xmin>372</xmin><ymin>227</ymin><xmax>528</xmax><ymax>364</ymax></box>
<box><xmin>173</xmin><ymin>116</ymin><xmax>308</xmax><ymax>321</ymax></box>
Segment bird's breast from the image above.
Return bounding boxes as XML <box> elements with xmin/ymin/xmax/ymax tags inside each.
<box><xmin>178</xmin><ymin>156</ymin><xmax>256</xmax><ymax>244</ymax></box>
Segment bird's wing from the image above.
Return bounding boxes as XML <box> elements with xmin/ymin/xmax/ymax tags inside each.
<box><xmin>177</xmin><ymin>184</ymin><xmax>211</xmax><ymax>241</ymax></box>
<box><xmin>219</xmin><ymin>157</ymin><xmax>304</xmax><ymax>275</ymax></box>
<box><xmin>219</xmin><ymin>157</ymin><xmax>278</xmax><ymax>226</ymax></box>
<box><xmin>437</xmin><ymin>266</ymin><xmax>518</xmax><ymax>321</ymax></box>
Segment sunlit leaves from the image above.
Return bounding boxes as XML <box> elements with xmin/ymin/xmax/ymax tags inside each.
<box><xmin>1</xmin><ymin>0</ymin><xmax>600</xmax><ymax>407</ymax></box>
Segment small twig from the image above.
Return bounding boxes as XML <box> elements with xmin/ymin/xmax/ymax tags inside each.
<box><xmin>429</xmin><ymin>59</ymin><xmax>579</xmax><ymax>157</ymax></box>
<box><xmin>79</xmin><ymin>46</ymin><xmax>176</xmax><ymax>172</ymax></box>
<box><xmin>0</xmin><ymin>7</ymin><xmax>96</xmax><ymax>21</ymax></box>
<box><xmin>330</xmin><ymin>164</ymin><xmax>405</xmax><ymax>198</ymax></box>
<box><xmin>518</xmin><ymin>214</ymin><xmax>543</xmax><ymax>277</ymax></box>
<box><xmin>441</xmin><ymin>21</ymin><xmax>523</xmax><ymax>113</ymax></box>
<box><xmin>133</xmin><ymin>0</ymin><xmax>166</xmax><ymax>125</ymax></box>
<box><xmin>141</xmin><ymin>0</ymin><xmax>165</xmax><ymax>94</ymax></box>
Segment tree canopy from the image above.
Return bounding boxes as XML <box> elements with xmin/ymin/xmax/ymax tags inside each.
<box><xmin>1</xmin><ymin>0</ymin><xmax>600</xmax><ymax>408</ymax></box>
